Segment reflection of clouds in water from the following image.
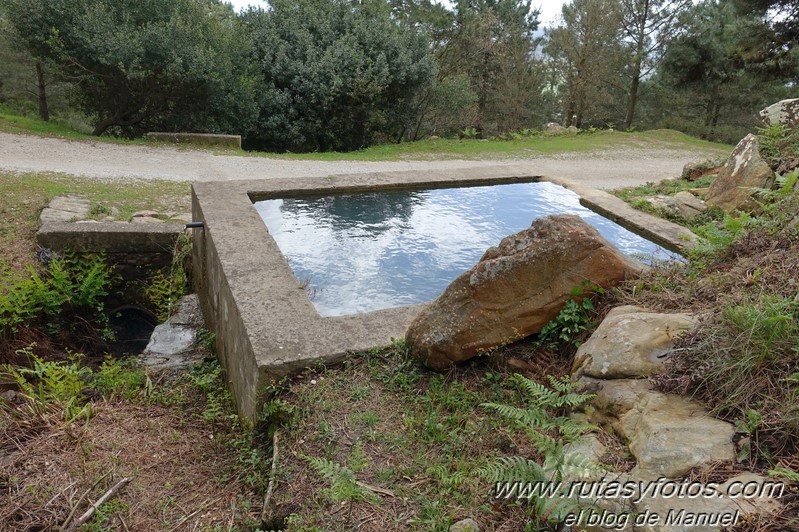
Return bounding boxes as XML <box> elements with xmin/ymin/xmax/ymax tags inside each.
<box><xmin>254</xmin><ymin>182</ymin><xmax>678</xmax><ymax>317</ymax></box>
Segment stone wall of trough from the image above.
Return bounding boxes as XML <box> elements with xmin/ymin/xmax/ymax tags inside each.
<box><xmin>36</xmin><ymin>222</ymin><xmax>185</xmax><ymax>309</ymax></box>
<box><xmin>190</xmin><ymin>189</ymin><xmax>262</xmax><ymax>424</ymax></box>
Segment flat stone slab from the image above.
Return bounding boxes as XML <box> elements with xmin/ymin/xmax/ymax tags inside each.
<box><xmin>647</xmin><ymin>192</ymin><xmax>707</xmax><ymax>220</ymax></box>
<box><xmin>131</xmin><ymin>216</ymin><xmax>164</xmax><ymax>224</ymax></box>
<box><xmin>146</xmin><ymin>132</ymin><xmax>241</xmax><ymax>149</ymax></box>
<box><xmin>141</xmin><ymin>294</ymin><xmax>205</xmax><ymax>370</ymax></box>
<box><xmin>573</xmin><ymin>305</ymin><xmax>696</xmax><ymax>379</ymax></box>
<box><xmin>169</xmin><ymin>293</ymin><xmax>202</xmax><ymax>326</ymax></box>
<box><xmin>144</xmin><ymin>324</ymin><xmax>195</xmax><ymax>356</ymax></box>
<box><xmin>192</xmin><ymin>167</ymin><xmax>700</xmax><ymax>421</ymax></box>
<box><xmin>560</xmin><ymin>434</ymin><xmax>781</xmax><ymax>529</ymax></box>
<box><xmin>131</xmin><ymin>210</ymin><xmax>160</xmax><ymax>218</ymax></box>
<box><xmin>588</xmin><ymin>379</ymin><xmax>735</xmax><ymax>479</ymax></box>
<box><xmin>633</xmin><ymin>474</ymin><xmax>783</xmax><ymax>532</ymax></box>
<box><xmin>39</xmin><ymin>195</ymin><xmax>91</xmax><ymax>224</ymax></box>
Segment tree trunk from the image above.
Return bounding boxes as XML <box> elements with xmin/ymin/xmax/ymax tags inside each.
<box><xmin>476</xmin><ymin>50</ymin><xmax>491</xmax><ymax>138</ymax></box>
<box><xmin>625</xmin><ymin>56</ymin><xmax>643</xmax><ymax>130</ymax></box>
<box><xmin>624</xmin><ymin>0</ymin><xmax>649</xmax><ymax>130</ymax></box>
<box><xmin>35</xmin><ymin>62</ymin><xmax>49</xmax><ymax>122</ymax></box>
<box><xmin>704</xmin><ymin>98</ymin><xmax>714</xmax><ymax>127</ymax></box>
<box><xmin>92</xmin><ymin>115</ymin><xmax>118</xmax><ymax>136</ymax></box>
<box><xmin>711</xmin><ymin>102</ymin><xmax>721</xmax><ymax>128</ymax></box>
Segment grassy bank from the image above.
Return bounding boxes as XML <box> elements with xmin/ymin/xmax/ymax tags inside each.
<box><xmin>0</xmin><ymin>171</ymin><xmax>190</xmax><ymax>270</ymax></box>
<box><xmin>260</xmin><ymin>129</ymin><xmax>732</xmax><ymax>162</ymax></box>
<box><xmin>1</xmin><ymin>107</ymin><xmax>732</xmax><ymax>162</ymax></box>
<box><xmin>1</xmin><ymin>355</ymin><xmax>272</xmax><ymax>530</ymax></box>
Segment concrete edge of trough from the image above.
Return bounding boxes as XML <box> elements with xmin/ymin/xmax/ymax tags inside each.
<box><xmin>191</xmin><ymin>166</ymin><xmax>698</xmax><ymax>421</ymax></box>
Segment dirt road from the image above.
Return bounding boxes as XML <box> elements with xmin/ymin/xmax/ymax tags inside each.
<box><xmin>0</xmin><ymin>132</ymin><xmax>728</xmax><ymax>189</ymax></box>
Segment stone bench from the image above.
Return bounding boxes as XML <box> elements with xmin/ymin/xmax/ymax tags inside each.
<box><xmin>146</xmin><ymin>132</ymin><xmax>241</xmax><ymax>149</ymax></box>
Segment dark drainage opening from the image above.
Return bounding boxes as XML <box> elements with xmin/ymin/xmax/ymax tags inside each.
<box><xmin>107</xmin><ymin>305</ymin><xmax>158</xmax><ymax>356</ymax></box>
<box><xmin>260</xmin><ymin>513</ymin><xmax>290</xmax><ymax>531</ymax></box>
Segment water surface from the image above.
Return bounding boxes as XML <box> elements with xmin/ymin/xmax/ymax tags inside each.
<box><xmin>254</xmin><ymin>181</ymin><xmax>677</xmax><ymax>317</ymax></box>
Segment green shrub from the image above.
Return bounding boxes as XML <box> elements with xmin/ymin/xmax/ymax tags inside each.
<box><xmin>10</xmin><ymin>345</ymin><xmax>92</xmax><ymax>403</ymax></box>
<box><xmin>3</xmin><ymin>346</ymin><xmax>149</xmax><ymax>404</ymax></box>
<box><xmin>304</xmin><ymin>456</ymin><xmax>376</xmax><ymax>503</ymax></box>
<box><xmin>94</xmin><ymin>356</ymin><xmax>149</xmax><ymax>401</ymax></box>
<box><xmin>684</xmin><ymin>294</ymin><xmax>799</xmax><ymax>461</ymax></box>
<box><xmin>689</xmin><ymin>211</ymin><xmax>753</xmax><ymax>263</ymax></box>
<box><xmin>146</xmin><ymin>234</ymin><xmax>190</xmax><ymax>322</ymax></box>
<box><xmin>536</xmin><ymin>281</ymin><xmax>603</xmax><ymax>350</ymax></box>
<box><xmin>1</xmin><ymin>346</ymin><xmax>150</xmax><ymax>425</ymax></box>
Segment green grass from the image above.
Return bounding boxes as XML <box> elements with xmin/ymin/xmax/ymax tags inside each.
<box><xmin>0</xmin><ymin>106</ymin><xmax>733</xmax><ymax>161</ymax></box>
<box><xmin>250</xmin><ymin>128</ymin><xmax>732</xmax><ymax>162</ymax></box>
<box><xmin>1</xmin><ymin>353</ymin><xmax>271</xmax><ymax>530</ymax></box>
<box><xmin>0</xmin><ymin>170</ymin><xmax>190</xmax><ymax>268</ymax></box>
<box><xmin>0</xmin><ymin>106</ymin><xmax>239</xmax><ymax>151</ymax></box>
<box><xmin>266</xmin><ymin>341</ymin><xmax>588</xmax><ymax>530</ymax></box>
<box><xmin>613</xmin><ymin>173</ymin><xmax>716</xmax><ymax>203</ymax></box>
<box><xmin>611</xmin><ymin>174</ymin><xmax>727</xmax><ymax>231</ymax></box>
<box><xmin>0</xmin><ymin>106</ymin><xmax>142</xmax><ymax>144</ymax></box>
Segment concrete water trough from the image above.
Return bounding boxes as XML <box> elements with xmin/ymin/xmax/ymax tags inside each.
<box><xmin>190</xmin><ymin>166</ymin><xmax>698</xmax><ymax>422</ymax></box>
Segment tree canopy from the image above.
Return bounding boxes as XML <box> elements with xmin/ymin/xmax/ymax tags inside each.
<box><xmin>0</xmin><ymin>0</ymin><xmax>796</xmax><ymax>148</ymax></box>
<box><xmin>243</xmin><ymin>0</ymin><xmax>434</xmax><ymax>152</ymax></box>
<box><xmin>2</xmin><ymin>0</ymin><xmax>258</xmax><ymax>136</ymax></box>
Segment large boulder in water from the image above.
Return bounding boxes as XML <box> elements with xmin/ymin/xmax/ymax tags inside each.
<box><xmin>705</xmin><ymin>134</ymin><xmax>776</xmax><ymax>213</ymax></box>
<box><xmin>405</xmin><ymin>215</ymin><xmax>643</xmax><ymax>369</ymax></box>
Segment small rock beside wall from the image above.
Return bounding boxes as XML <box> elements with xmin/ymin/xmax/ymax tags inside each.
<box><xmin>705</xmin><ymin>134</ymin><xmax>776</xmax><ymax>213</ymax></box>
<box><xmin>563</xmin><ymin>306</ymin><xmax>783</xmax><ymax>528</ymax></box>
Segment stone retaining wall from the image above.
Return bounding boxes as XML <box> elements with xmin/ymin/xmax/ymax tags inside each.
<box><xmin>36</xmin><ymin>222</ymin><xmax>186</xmax><ymax>308</ymax></box>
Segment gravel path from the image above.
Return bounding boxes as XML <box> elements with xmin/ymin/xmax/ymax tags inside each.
<box><xmin>0</xmin><ymin>132</ymin><xmax>727</xmax><ymax>189</ymax></box>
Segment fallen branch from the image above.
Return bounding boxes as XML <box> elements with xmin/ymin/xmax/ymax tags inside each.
<box><xmin>355</xmin><ymin>481</ymin><xmax>395</xmax><ymax>498</ymax></box>
<box><xmin>168</xmin><ymin>497</ymin><xmax>218</xmax><ymax>532</ymax></box>
<box><xmin>60</xmin><ymin>470</ymin><xmax>113</xmax><ymax>531</ymax></box>
<box><xmin>72</xmin><ymin>477</ymin><xmax>132</xmax><ymax>529</ymax></box>
<box><xmin>259</xmin><ymin>430</ymin><xmax>280</xmax><ymax>525</ymax></box>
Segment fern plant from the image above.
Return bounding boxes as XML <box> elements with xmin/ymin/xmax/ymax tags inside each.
<box><xmin>146</xmin><ymin>233</ymin><xmax>190</xmax><ymax>321</ymax></box>
<box><xmin>304</xmin><ymin>456</ymin><xmax>376</xmax><ymax>503</ymax></box>
<box><xmin>0</xmin><ymin>255</ymin><xmax>112</xmax><ymax>343</ymax></box>
<box><xmin>2</xmin><ymin>344</ymin><xmax>97</xmax><ymax>424</ymax></box>
<box><xmin>690</xmin><ymin>211</ymin><xmax>754</xmax><ymax>263</ymax></box>
<box><xmin>479</xmin><ymin>375</ymin><xmax>601</xmax><ymax>522</ymax></box>
<box><xmin>748</xmin><ymin>168</ymin><xmax>799</xmax><ymax>217</ymax></box>
<box><xmin>768</xmin><ymin>467</ymin><xmax>799</xmax><ymax>482</ymax></box>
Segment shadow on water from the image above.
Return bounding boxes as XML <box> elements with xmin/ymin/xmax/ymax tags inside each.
<box><xmin>279</xmin><ymin>190</ymin><xmax>424</xmax><ymax>236</ymax></box>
